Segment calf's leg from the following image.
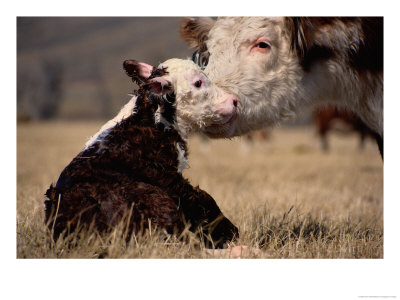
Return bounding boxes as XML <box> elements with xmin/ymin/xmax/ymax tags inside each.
<box><xmin>169</xmin><ymin>181</ymin><xmax>239</xmax><ymax>248</ymax></box>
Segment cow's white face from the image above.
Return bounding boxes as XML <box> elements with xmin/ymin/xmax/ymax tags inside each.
<box><xmin>202</xmin><ymin>17</ymin><xmax>304</xmax><ymax>137</ymax></box>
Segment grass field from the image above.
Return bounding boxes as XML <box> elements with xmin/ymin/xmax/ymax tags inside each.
<box><xmin>17</xmin><ymin>121</ymin><xmax>383</xmax><ymax>258</ymax></box>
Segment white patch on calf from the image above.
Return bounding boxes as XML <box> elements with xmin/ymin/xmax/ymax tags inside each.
<box><xmin>154</xmin><ymin>105</ymin><xmax>171</xmax><ymax>130</ymax></box>
<box><xmin>176</xmin><ymin>142</ymin><xmax>188</xmax><ymax>173</ymax></box>
<box><xmin>85</xmin><ymin>96</ymin><xmax>137</xmax><ymax>149</ymax></box>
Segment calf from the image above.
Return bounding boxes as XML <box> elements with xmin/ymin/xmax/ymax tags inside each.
<box><xmin>44</xmin><ymin>58</ymin><xmax>238</xmax><ymax>248</ymax></box>
<box><xmin>180</xmin><ymin>17</ymin><xmax>383</xmax><ymax>157</ymax></box>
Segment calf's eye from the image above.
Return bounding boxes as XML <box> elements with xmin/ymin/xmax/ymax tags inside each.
<box><xmin>258</xmin><ymin>42</ymin><xmax>270</xmax><ymax>49</ymax></box>
<box><xmin>194</xmin><ymin>80</ymin><xmax>202</xmax><ymax>88</ymax></box>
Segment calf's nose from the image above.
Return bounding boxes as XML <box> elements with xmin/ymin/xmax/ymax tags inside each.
<box><xmin>217</xmin><ymin>97</ymin><xmax>238</xmax><ymax>121</ymax></box>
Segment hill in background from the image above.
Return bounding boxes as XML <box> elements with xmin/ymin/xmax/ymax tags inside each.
<box><xmin>17</xmin><ymin>17</ymin><xmax>192</xmax><ymax>120</ymax></box>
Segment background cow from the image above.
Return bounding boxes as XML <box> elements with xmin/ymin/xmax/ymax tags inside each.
<box><xmin>313</xmin><ymin>106</ymin><xmax>377</xmax><ymax>152</ymax></box>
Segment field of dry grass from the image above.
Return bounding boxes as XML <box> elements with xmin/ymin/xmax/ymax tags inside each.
<box><xmin>17</xmin><ymin>121</ymin><xmax>383</xmax><ymax>258</ymax></box>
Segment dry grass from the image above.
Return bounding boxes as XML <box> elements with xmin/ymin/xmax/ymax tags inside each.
<box><xmin>17</xmin><ymin>121</ymin><xmax>383</xmax><ymax>258</ymax></box>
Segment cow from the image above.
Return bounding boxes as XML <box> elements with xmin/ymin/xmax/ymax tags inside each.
<box><xmin>313</xmin><ymin>106</ymin><xmax>377</xmax><ymax>151</ymax></box>
<box><xmin>180</xmin><ymin>17</ymin><xmax>383</xmax><ymax>157</ymax></box>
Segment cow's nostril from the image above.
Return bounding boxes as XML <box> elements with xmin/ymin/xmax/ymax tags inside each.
<box><xmin>233</xmin><ymin>99</ymin><xmax>238</xmax><ymax>107</ymax></box>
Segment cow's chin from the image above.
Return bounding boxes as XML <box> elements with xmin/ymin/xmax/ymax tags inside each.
<box><xmin>203</xmin><ymin>114</ymin><xmax>238</xmax><ymax>138</ymax></box>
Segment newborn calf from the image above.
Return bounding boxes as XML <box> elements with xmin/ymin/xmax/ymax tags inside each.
<box><xmin>44</xmin><ymin>59</ymin><xmax>238</xmax><ymax>248</ymax></box>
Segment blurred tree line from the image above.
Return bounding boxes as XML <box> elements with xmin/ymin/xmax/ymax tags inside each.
<box><xmin>17</xmin><ymin>17</ymin><xmax>192</xmax><ymax>121</ymax></box>
<box><xmin>17</xmin><ymin>58</ymin><xmax>64</xmax><ymax>120</ymax></box>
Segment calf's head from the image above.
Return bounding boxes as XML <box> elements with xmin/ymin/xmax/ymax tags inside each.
<box><xmin>123</xmin><ymin>58</ymin><xmax>238</xmax><ymax>138</ymax></box>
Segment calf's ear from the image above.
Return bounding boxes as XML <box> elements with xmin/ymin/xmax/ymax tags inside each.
<box><xmin>180</xmin><ymin>17</ymin><xmax>215</xmax><ymax>52</ymax></box>
<box><xmin>123</xmin><ymin>60</ymin><xmax>154</xmax><ymax>83</ymax></box>
<box><xmin>144</xmin><ymin>77</ymin><xmax>172</xmax><ymax>96</ymax></box>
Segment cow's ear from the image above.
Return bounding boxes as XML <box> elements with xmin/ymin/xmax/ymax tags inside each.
<box><xmin>123</xmin><ymin>60</ymin><xmax>154</xmax><ymax>84</ymax></box>
<box><xmin>144</xmin><ymin>77</ymin><xmax>172</xmax><ymax>96</ymax></box>
<box><xmin>180</xmin><ymin>17</ymin><xmax>215</xmax><ymax>52</ymax></box>
<box><xmin>284</xmin><ymin>17</ymin><xmax>314</xmax><ymax>63</ymax></box>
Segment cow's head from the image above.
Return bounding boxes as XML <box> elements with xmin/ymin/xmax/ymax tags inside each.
<box><xmin>180</xmin><ymin>17</ymin><xmax>310</xmax><ymax>137</ymax></box>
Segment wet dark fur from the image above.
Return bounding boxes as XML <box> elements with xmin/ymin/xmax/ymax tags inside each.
<box><xmin>44</xmin><ymin>64</ymin><xmax>238</xmax><ymax>248</ymax></box>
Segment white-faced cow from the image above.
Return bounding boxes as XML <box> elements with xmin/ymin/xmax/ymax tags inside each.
<box><xmin>180</xmin><ymin>17</ymin><xmax>383</xmax><ymax>157</ymax></box>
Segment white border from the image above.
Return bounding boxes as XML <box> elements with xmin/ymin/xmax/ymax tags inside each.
<box><xmin>4</xmin><ymin>1</ymin><xmax>399</xmax><ymax>299</ymax></box>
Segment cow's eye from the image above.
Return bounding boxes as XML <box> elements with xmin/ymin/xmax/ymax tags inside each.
<box><xmin>257</xmin><ymin>42</ymin><xmax>270</xmax><ymax>49</ymax></box>
<box><xmin>194</xmin><ymin>80</ymin><xmax>202</xmax><ymax>88</ymax></box>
